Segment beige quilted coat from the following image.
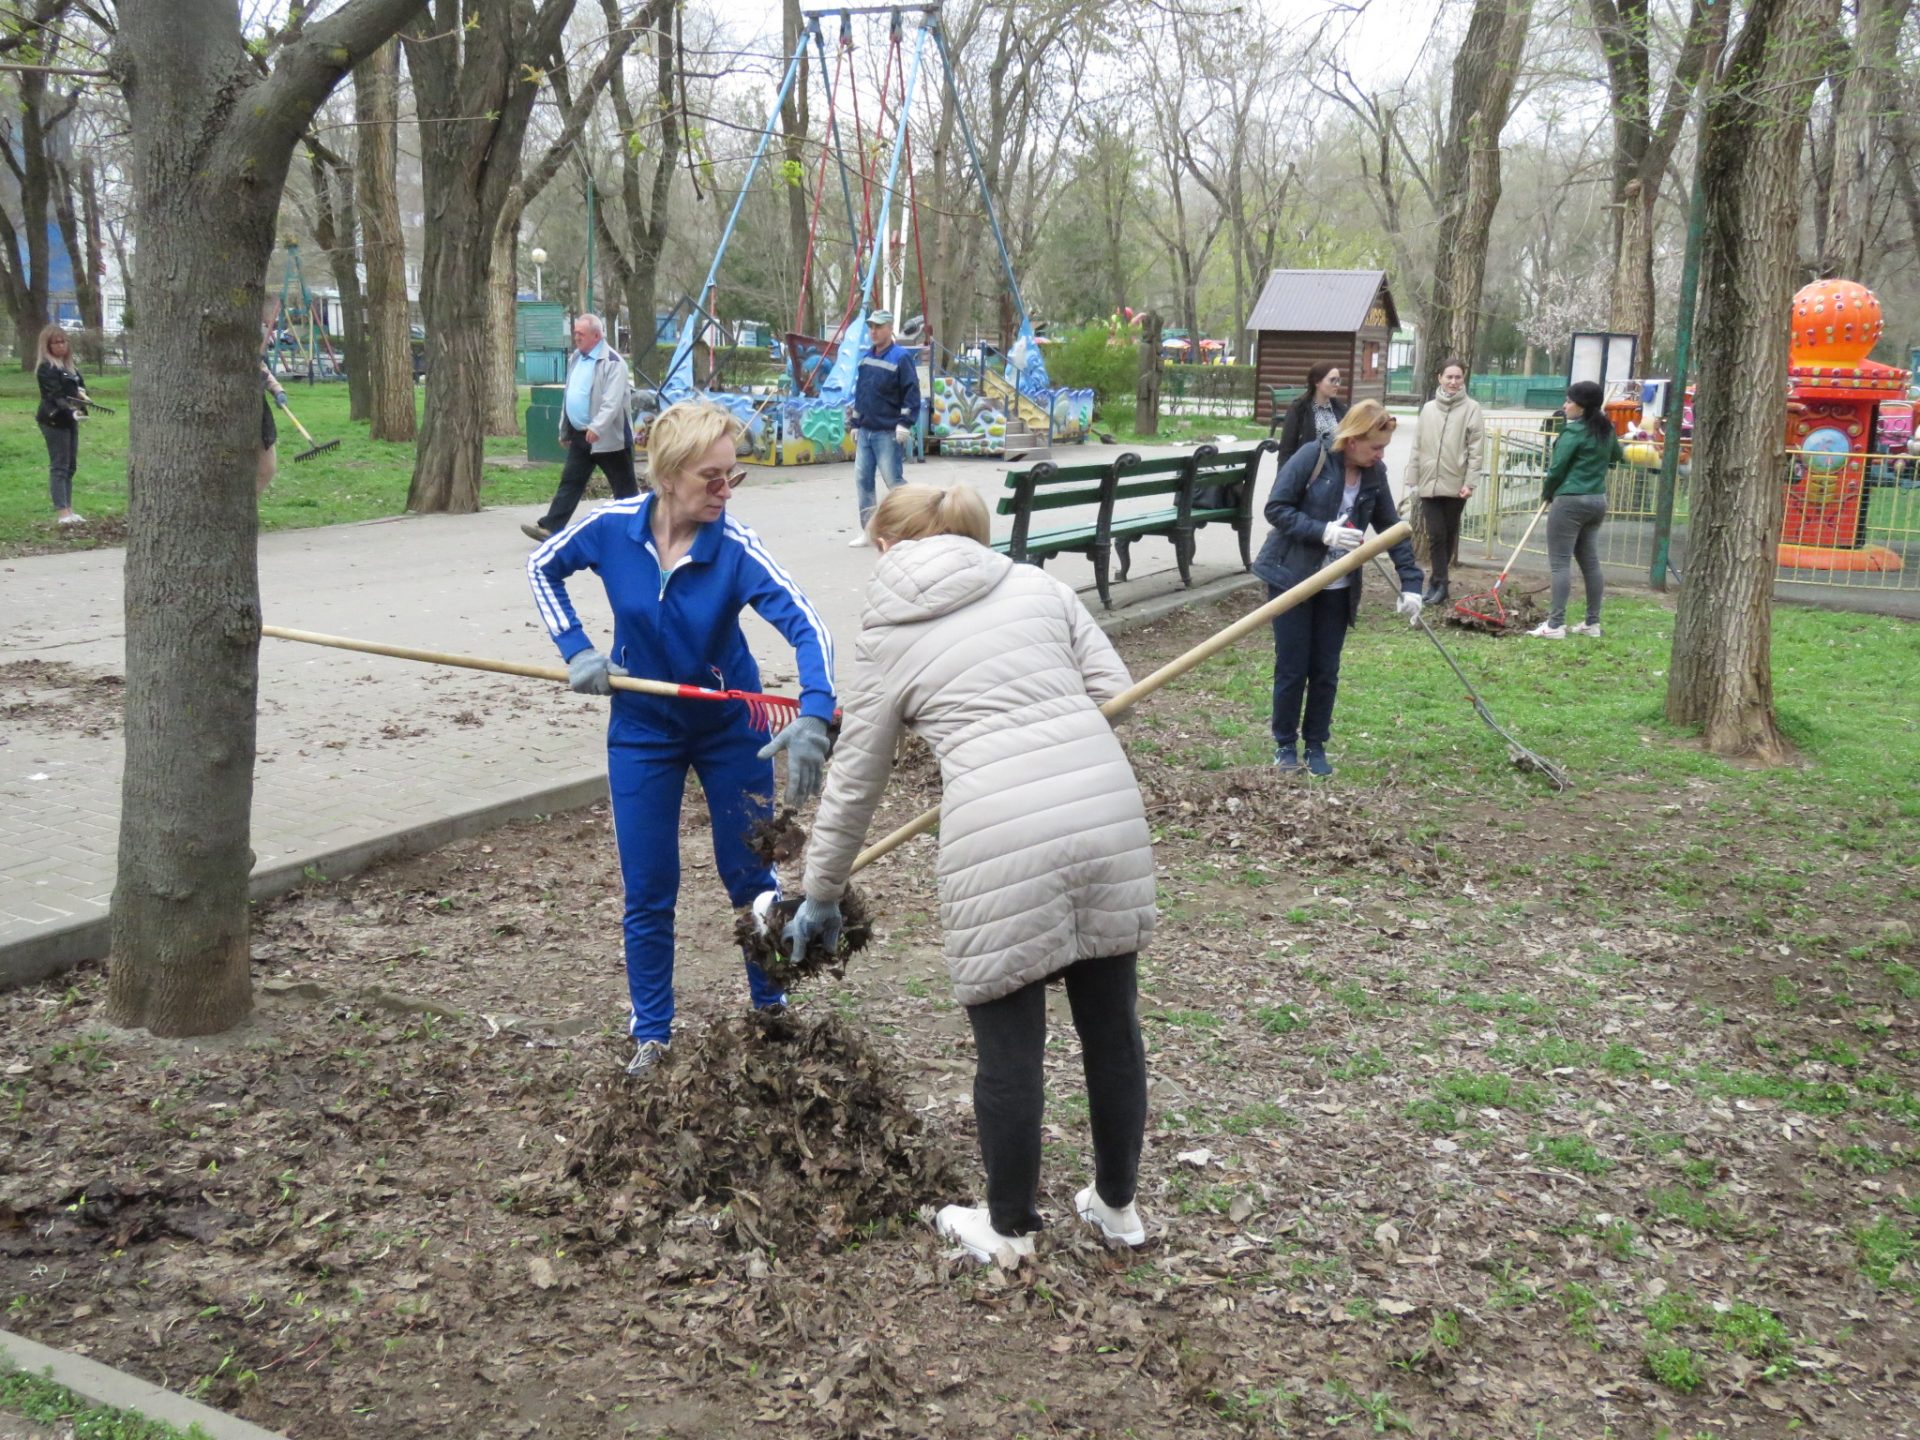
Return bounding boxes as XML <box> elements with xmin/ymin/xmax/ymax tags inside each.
<box><xmin>802</xmin><ymin>535</ymin><xmax>1156</xmax><ymax>1005</ymax></box>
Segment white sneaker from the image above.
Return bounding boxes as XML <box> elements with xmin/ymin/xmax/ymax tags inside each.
<box><xmin>1075</xmin><ymin>1185</ymin><xmax>1147</xmax><ymax>1245</ymax></box>
<box><xmin>1568</xmin><ymin>621</ymin><xmax>1603</xmax><ymax>637</ymax></box>
<box><xmin>1526</xmin><ymin>621</ymin><xmax>1567</xmax><ymax>638</ymax></box>
<box><xmin>847</xmin><ymin>533</ymin><xmax>871</xmax><ymax>548</ymax></box>
<box><xmin>934</xmin><ymin>1204</ymin><xmax>1034</xmax><ymax>1266</ymax></box>
<box><xmin>625</xmin><ymin>1039</ymin><xmax>670</xmax><ymax>1076</ymax></box>
<box><xmin>56</xmin><ymin>512</ymin><xmax>86</xmax><ymax>526</ymax></box>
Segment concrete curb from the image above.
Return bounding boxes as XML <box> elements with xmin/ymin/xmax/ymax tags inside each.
<box><xmin>0</xmin><ymin>569</ymin><xmax>1256</xmax><ymax>994</ymax></box>
<box><xmin>0</xmin><ymin>772</ymin><xmax>609</xmax><ymax>992</ymax></box>
<box><xmin>0</xmin><ymin>1328</ymin><xmax>288</xmax><ymax>1440</ymax></box>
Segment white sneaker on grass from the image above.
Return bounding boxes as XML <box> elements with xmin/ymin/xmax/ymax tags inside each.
<box><xmin>1075</xmin><ymin>1186</ymin><xmax>1147</xmax><ymax>1245</ymax></box>
<box><xmin>1568</xmin><ymin>621</ymin><xmax>1603</xmax><ymax>637</ymax></box>
<box><xmin>934</xmin><ymin>1204</ymin><xmax>1034</xmax><ymax>1266</ymax></box>
<box><xmin>1526</xmin><ymin>620</ymin><xmax>1566</xmax><ymax>638</ymax></box>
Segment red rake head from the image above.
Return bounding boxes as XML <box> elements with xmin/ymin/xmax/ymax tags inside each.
<box><xmin>744</xmin><ymin>693</ymin><xmax>803</xmax><ymax>734</ymax></box>
<box><xmin>1452</xmin><ymin>585</ymin><xmax>1511</xmax><ymax>628</ymax></box>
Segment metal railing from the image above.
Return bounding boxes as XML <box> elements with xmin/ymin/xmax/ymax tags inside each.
<box><xmin>1470</xmin><ymin>424</ymin><xmax>1920</xmax><ymax>595</ymax></box>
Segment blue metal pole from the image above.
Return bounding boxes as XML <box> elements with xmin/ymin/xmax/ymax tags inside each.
<box><xmin>930</xmin><ymin>19</ymin><xmax>1033</xmax><ymax>338</ymax></box>
<box><xmin>662</xmin><ymin>24</ymin><xmax>812</xmax><ymax>397</ymax></box>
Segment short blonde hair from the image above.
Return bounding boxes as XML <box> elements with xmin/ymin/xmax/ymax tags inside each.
<box><xmin>1332</xmin><ymin>398</ymin><xmax>1396</xmax><ymax>453</ymax></box>
<box><xmin>869</xmin><ymin>483</ymin><xmax>990</xmax><ymax>546</ymax></box>
<box><xmin>648</xmin><ymin>401</ymin><xmax>744</xmax><ymax>490</ymax></box>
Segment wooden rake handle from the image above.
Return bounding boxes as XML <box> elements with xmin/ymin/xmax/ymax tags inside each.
<box><xmin>847</xmin><ymin>520</ymin><xmax>1412</xmax><ymax>875</ymax></box>
<box><xmin>259</xmin><ymin>625</ymin><xmax>799</xmax><ymax>719</ymax></box>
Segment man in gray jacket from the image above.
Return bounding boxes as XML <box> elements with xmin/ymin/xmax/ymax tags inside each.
<box><xmin>523</xmin><ymin>313</ymin><xmax>639</xmax><ymax>542</ymax></box>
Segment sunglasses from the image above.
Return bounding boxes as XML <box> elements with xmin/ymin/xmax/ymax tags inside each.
<box><xmin>700</xmin><ymin>467</ymin><xmax>748</xmax><ymax>495</ymax></box>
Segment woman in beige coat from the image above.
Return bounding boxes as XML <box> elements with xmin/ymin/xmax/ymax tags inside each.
<box><xmin>787</xmin><ymin>484</ymin><xmax>1156</xmax><ymax>1266</ymax></box>
<box><xmin>1404</xmin><ymin>358</ymin><xmax>1484</xmax><ymax>608</ymax></box>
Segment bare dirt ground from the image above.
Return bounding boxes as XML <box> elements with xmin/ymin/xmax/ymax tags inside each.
<box><xmin>3</xmin><ymin>597</ymin><xmax>1917</xmax><ymax>1439</ymax></box>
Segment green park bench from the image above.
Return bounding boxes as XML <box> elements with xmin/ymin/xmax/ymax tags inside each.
<box><xmin>1266</xmin><ymin>385</ymin><xmax>1305</xmax><ymax>437</ymax></box>
<box><xmin>992</xmin><ymin>442</ymin><xmax>1277</xmax><ymax>609</ymax></box>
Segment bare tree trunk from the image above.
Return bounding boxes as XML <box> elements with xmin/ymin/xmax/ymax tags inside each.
<box><xmin>310</xmin><ymin>149</ymin><xmax>371</xmax><ymax>421</ymax></box>
<box><xmin>1420</xmin><ymin>0</ymin><xmax>1535</xmax><ymax>385</ymax></box>
<box><xmin>1136</xmin><ymin>311</ymin><xmax>1162</xmax><ymax>436</ymax></box>
<box><xmin>781</xmin><ymin>0</ymin><xmax>815</xmax><ymax>335</ymax></box>
<box><xmin>107</xmin><ymin>0</ymin><xmax>423</xmax><ymax>1037</ymax></box>
<box><xmin>1610</xmin><ymin>177</ymin><xmax>1655</xmax><ymax>360</ymax></box>
<box><xmin>1820</xmin><ymin>0</ymin><xmax>1913</xmax><ymax>278</ymax></box>
<box><xmin>356</xmin><ymin>39</ymin><xmax>415</xmax><ymax>442</ymax></box>
<box><xmin>78</xmin><ymin>156</ymin><xmax>107</xmax><ymax>362</ymax></box>
<box><xmin>485</xmin><ymin>200</ymin><xmax>522</xmax><ymax>435</ymax></box>
<box><xmin>402</xmin><ymin>0</ymin><xmax>577</xmax><ymax>513</ymax></box>
<box><xmin>2</xmin><ymin>56</ymin><xmax>56</xmax><ymax>369</ymax></box>
<box><xmin>1666</xmin><ymin>0</ymin><xmax>1834</xmax><ymax>762</ymax></box>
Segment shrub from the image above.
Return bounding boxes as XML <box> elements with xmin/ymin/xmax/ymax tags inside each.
<box><xmin>1045</xmin><ymin>324</ymin><xmax>1141</xmax><ymax>405</ymax></box>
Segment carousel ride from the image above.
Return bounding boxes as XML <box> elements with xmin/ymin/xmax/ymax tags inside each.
<box><xmin>650</xmin><ymin>5</ymin><xmax>1093</xmax><ymax>466</ymax></box>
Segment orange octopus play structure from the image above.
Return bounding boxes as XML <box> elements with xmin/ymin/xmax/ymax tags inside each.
<box><xmin>1782</xmin><ymin>279</ymin><xmax>1909</xmax><ymax>572</ymax></box>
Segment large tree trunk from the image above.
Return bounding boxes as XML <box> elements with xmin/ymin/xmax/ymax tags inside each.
<box><xmin>355</xmin><ymin>39</ymin><xmax>416</xmax><ymax>442</ymax></box>
<box><xmin>77</xmin><ymin>156</ymin><xmax>107</xmax><ymax>363</ymax></box>
<box><xmin>311</xmin><ymin>152</ymin><xmax>372</xmax><ymax>422</ymax></box>
<box><xmin>1820</xmin><ymin>0</ymin><xmax>1913</xmax><ymax>279</ymax></box>
<box><xmin>3</xmin><ymin>58</ymin><xmax>55</xmax><ymax>369</ymax></box>
<box><xmin>1665</xmin><ymin>0</ymin><xmax>1834</xmax><ymax>762</ymax></box>
<box><xmin>107</xmin><ymin>0</ymin><xmax>423</xmax><ymax>1037</ymax></box>
<box><xmin>781</xmin><ymin>0</ymin><xmax>815</xmax><ymax>335</ymax></box>
<box><xmin>1420</xmin><ymin>0</ymin><xmax>1534</xmax><ymax>384</ymax></box>
<box><xmin>1609</xmin><ymin>178</ymin><xmax>1655</xmax><ymax>362</ymax></box>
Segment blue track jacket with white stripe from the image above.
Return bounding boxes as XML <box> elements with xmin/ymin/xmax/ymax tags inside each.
<box><xmin>849</xmin><ymin>341</ymin><xmax>921</xmax><ymax>432</ymax></box>
<box><xmin>528</xmin><ymin>495</ymin><xmax>836</xmax><ymax>730</ymax></box>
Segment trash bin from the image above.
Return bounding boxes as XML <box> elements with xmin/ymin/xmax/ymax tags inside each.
<box><xmin>526</xmin><ymin>384</ymin><xmax>566</xmax><ymax>464</ymax></box>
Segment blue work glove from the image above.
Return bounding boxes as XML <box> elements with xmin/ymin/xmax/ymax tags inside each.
<box><xmin>272</xmin><ymin>390</ymin><xmax>288</xmax><ymax>409</ymax></box>
<box><xmin>757</xmin><ymin>713</ymin><xmax>832</xmax><ymax>806</ymax></box>
<box><xmin>567</xmin><ymin>648</ymin><xmax>627</xmax><ymax>696</ymax></box>
<box><xmin>783</xmin><ymin>896</ymin><xmax>844</xmax><ymax>958</ymax></box>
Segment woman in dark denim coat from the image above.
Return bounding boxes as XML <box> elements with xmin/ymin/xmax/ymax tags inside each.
<box><xmin>1251</xmin><ymin>399</ymin><xmax>1424</xmax><ymax>777</ymax></box>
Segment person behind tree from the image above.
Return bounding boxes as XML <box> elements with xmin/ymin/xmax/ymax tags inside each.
<box><xmin>1530</xmin><ymin>379</ymin><xmax>1622</xmax><ymax>640</ymax></box>
<box><xmin>786</xmin><ymin>483</ymin><xmax>1154</xmax><ymax>1267</ymax></box>
<box><xmin>34</xmin><ymin>325</ymin><xmax>89</xmax><ymax>526</ymax></box>
<box><xmin>527</xmin><ymin>401</ymin><xmax>837</xmax><ymax>1075</ymax></box>
<box><xmin>1404</xmin><ymin>357</ymin><xmax>1484</xmax><ymax>608</ymax></box>
<box><xmin>1253</xmin><ymin>398</ymin><xmax>1425</xmax><ymax>777</ymax></box>
<box><xmin>1276</xmin><ymin>361</ymin><xmax>1348</xmax><ymax>460</ymax></box>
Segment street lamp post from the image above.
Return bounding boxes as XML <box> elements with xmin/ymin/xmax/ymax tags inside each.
<box><xmin>530</xmin><ymin>246</ymin><xmax>548</xmax><ymax>302</ymax></box>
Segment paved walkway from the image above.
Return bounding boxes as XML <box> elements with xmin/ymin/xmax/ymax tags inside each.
<box><xmin>1</xmin><ymin>438</ymin><xmax>1312</xmax><ymax>981</ymax></box>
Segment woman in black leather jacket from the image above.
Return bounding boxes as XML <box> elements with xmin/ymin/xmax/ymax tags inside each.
<box><xmin>34</xmin><ymin>325</ymin><xmax>90</xmax><ymax>527</ymax></box>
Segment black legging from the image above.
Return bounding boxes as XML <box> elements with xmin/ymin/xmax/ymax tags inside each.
<box><xmin>1421</xmin><ymin>495</ymin><xmax>1466</xmax><ymax>587</ymax></box>
<box><xmin>964</xmin><ymin>951</ymin><xmax>1147</xmax><ymax>1236</ymax></box>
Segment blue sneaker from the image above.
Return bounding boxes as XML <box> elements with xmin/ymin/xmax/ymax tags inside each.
<box><xmin>1273</xmin><ymin>743</ymin><xmax>1300</xmax><ymax>772</ymax></box>
<box><xmin>1304</xmin><ymin>746</ymin><xmax>1334</xmax><ymax>777</ymax></box>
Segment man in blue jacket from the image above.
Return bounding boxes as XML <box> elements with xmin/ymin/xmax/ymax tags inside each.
<box><xmin>847</xmin><ymin>309</ymin><xmax>921</xmax><ymax>546</ymax></box>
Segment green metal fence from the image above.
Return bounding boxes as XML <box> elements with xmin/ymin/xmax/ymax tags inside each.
<box><xmin>1470</xmin><ymin>424</ymin><xmax>1920</xmax><ymax>596</ymax></box>
<box><xmin>1389</xmin><ymin>370</ymin><xmax>1565</xmax><ymax>409</ymax></box>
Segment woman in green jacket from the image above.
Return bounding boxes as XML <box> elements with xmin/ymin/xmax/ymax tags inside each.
<box><xmin>1531</xmin><ymin>380</ymin><xmax>1623</xmax><ymax>639</ymax></box>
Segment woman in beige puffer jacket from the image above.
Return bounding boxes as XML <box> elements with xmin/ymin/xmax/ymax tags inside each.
<box><xmin>1404</xmin><ymin>358</ymin><xmax>1485</xmax><ymax>608</ymax></box>
<box><xmin>791</xmin><ymin>483</ymin><xmax>1155</xmax><ymax>1267</ymax></box>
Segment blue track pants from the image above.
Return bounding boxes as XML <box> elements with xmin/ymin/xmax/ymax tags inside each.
<box><xmin>607</xmin><ymin>712</ymin><xmax>787</xmax><ymax>1041</ymax></box>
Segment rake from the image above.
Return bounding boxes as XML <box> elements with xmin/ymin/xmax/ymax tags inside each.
<box><xmin>1371</xmin><ymin>554</ymin><xmax>1570</xmax><ymax>789</ymax></box>
<box><xmin>277</xmin><ymin>400</ymin><xmax>341</xmax><ymax>462</ymax></box>
<box><xmin>259</xmin><ymin>626</ymin><xmax>811</xmax><ymax>733</ymax></box>
<box><xmin>1452</xmin><ymin>501</ymin><xmax>1548</xmax><ymax>629</ymax></box>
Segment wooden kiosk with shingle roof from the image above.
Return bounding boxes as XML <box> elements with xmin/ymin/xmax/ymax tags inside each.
<box><xmin>1244</xmin><ymin>269</ymin><xmax>1399</xmax><ymax>428</ymax></box>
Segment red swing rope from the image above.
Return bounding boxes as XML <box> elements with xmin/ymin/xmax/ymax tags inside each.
<box><xmin>793</xmin><ymin>33</ymin><xmax>850</xmax><ymax>339</ymax></box>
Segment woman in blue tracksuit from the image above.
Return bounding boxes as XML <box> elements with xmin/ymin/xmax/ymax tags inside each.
<box><xmin>1251</xmin><ymin>398</ymin><xmax>1425</xmax><ymax>778</ymax></box>
<box><xmin>528</xmin><ymin>401</ymin><xmax>837</xmax><ymax>1074</ymax></box>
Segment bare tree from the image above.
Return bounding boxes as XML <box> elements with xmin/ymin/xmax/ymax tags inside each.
<box><xmin>106</xmin><ymin>0</ymin><xmax>424</xmax><ymax>1038</ymax></box>
<box><xmin>1420</xmin><ymin>0</ymin><xmax>1536</xmax><ymax>385</ymax></box>
<box><xmin>0</xmin><ymin>0</ymin><xmax>77</xmax><ymax>366</ymax></box>
<box><xmin>355</xmin><ymin>39</ymin><xmax>416</xmax><ymax>442</ymax></box>
<box><xmin>1665</xmin><ymin>0</ymin><xmax>1837</xmax><ymax>762</ymax></box>
<box><xmin>1818</xmin><ymin>0</ymin><xmax>1914</xmax><ymax>278</ymax></box>
<box><xmin>781</xmin><ymin>0</ymin><xmax>814</xmax><ymax>335</ymax></box>
<box><xmin>305</xmin><ymin>139</ymin><xmax>371</xmax><ymax>420</ymax></box>
<box><xmin>401</xmin><ymin>0</ymin><xmax>576</xmax><ymax>512</ymax></box>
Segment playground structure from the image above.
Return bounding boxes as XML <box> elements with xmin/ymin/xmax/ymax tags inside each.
<box><xmin>1779</xmin><ymin>278</ymin><xmax>1910</xmax><ymax>572</ymax></box>
<box><xmin>648</xmin><ymin>5</ymin><xmax>1092</xmax><ymax>466</ymax></box>
<box><xmin>267</xmin><ymin>242</ymin><xmax>344</xmax><ymax>383</ymax></box>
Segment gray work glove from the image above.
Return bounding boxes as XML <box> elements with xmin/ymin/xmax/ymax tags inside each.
<box><xmin>784</xmin><ymin>896</ymin><xmax>844</xmax><ymax>957</ymax></box>
<box><xmin>757</xmin><ymin>713</ymin><xmax>832</xmax><ymax>806</ymax></box>
<box><xmin>567</xmin><ymin>648</ymin><xmax>627</xmax><ymax>696</ymax></box>
<box><xmin>894</xmin><ymin>423</ymin><xmax>912</xmax><ymax>445</ymax></box>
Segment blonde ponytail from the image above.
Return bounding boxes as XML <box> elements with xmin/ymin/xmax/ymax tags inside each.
<box><xmin>868</xmin><ymin>483</ymin><xmax>990</xmax><ymax>546</ymax></box>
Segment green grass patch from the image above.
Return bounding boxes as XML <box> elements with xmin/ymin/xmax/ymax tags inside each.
<box><xmin>1536</xmin><ymin>1134</ymin><xmax>1613</xmax><ymax>1175</ymax></box>
<box><xmin>1253</xmin><ymin>1003</ymin><xmax>1309</xmax><ymax>1035</ymax></box>
<box><xmin>0</xmin><ymin>371</ymin><xmax>550</xmax><ymax>553</ymax></box>
<box><xmin>1855</xmin><ymin>1216</ymin><xmax>1920</xmax><ymax>1293</ymax></box>
<box><xmin>1643</xmin><ymin>1342</ymin><xmax>1706</xmax><ymax>1393</ymax></box>
<box><xmin>0</xmin><ymin>1359</ymin><xmax>215</xmax><ymax>1439</ymax></box>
